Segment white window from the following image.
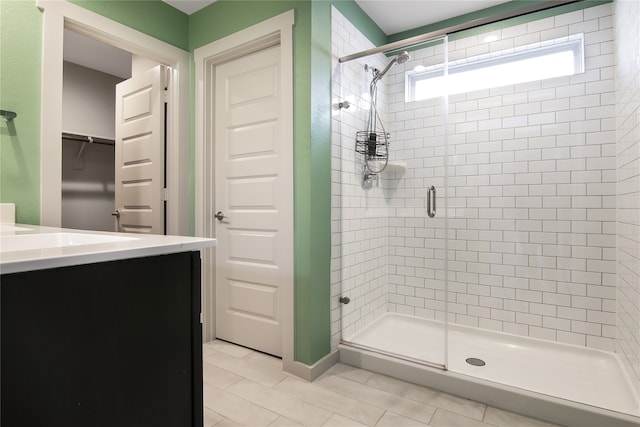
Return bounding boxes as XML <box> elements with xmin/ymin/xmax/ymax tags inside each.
<box><xmin>407</xmin><ymin>34</ymin><xmax>584</xmax><ymax>101</ymax></box>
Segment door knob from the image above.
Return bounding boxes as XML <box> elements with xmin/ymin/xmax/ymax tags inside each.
<box><xmin>111</xmin><ymin>210</ymin><xmax>121</xmax><ymax>218</ymax></box>
<box><xmin>214</xmin><ymin>211</ymin><xmax>227</xmax><ymax>221</ymax></box>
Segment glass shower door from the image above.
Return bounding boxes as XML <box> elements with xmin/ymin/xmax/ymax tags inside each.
<box><xmin>333</xmin><ymin>27</ymin><xmax>450</xmax><ymax>369</ymax></box>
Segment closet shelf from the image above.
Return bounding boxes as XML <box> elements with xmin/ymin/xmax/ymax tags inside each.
<box><xmin>62</xmin><ymin>132</ymin><xmax>115</xmax><ymax>146</ymax></box>
<box><xmin>63</xmin><ymin>132</ymin><xmax>114</xmax><ymax>160</ymax></box>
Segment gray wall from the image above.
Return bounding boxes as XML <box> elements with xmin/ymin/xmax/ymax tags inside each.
<box><xmin>61</xmin><ymin>61</ymin><xmax>123</xmax><ymax>231</ymax></box>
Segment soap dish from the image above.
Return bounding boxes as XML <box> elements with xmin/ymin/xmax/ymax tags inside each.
<box><xmin>382</xmin><ymin>161</ymin><xmax>408</xmax><ymax>174</ymax></box>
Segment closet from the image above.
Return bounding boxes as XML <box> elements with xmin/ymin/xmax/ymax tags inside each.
<box><xmin>61</xmin><ymin>60</ymin><xmax>125</xmax><ymax>231</ymax></box>
<box><xmin>62</xmin><ymin>29</ymin><xmax>164</xmax><ymax>232</ymax></box>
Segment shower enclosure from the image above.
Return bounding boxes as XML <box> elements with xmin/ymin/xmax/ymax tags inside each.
<box><xmin>331</xmin><ymin>2</ymin><xmax>639</xmax><ymax>426</ymax></box>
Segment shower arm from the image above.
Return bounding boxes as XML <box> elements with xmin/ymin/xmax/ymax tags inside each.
<box><xmin>371</xmin><ymin>58</ymin><xmax>397</xmax><ymax>87</ymax></box>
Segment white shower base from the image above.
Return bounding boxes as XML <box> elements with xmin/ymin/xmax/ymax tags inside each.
<box><xmin>340</xmin><ymin>313</ymin><xmax>640</xmax><ymax>426</ymax></box>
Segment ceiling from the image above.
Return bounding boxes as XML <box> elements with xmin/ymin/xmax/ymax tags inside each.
<box><xmin>64</xmin><ymin>30</ymin><xmax>132</xmax><ymax>79</ymax></box>
<box><xmin>354</xmin><ymin>0</ymin><xmax>510</xmax><ymax>35</ymax></box>
<box><xmin>161</xmin><ymin>0</ymin><xmax>510</xmax><ymax>35</ymax></box>
<box><xmin>162</xmin><ymin>0</ymin><xmax>216</xmax><ymax>15</ymax></box>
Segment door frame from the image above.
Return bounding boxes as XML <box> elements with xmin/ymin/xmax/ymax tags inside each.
<box><xmin>37</xmin><ymin>0</ymin><xmax>190</xmax><ymax>235</ymax></box>
<box><xmin>194</xmin><ymin>10</ymin><xmax>294</xmax><ymax>370</ymax></box>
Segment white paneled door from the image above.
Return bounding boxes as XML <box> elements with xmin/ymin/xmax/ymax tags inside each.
<box><xmin>214</xmin><ymin>45</ymin><xmax>290</xmax><ymax>357</ymax></box>
<box><xmin>114</xmin><ymin>65</ymin><xmax>166</xmax><ymax>234</ymax></box>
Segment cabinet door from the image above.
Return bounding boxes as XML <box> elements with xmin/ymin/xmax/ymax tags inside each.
<box><xmin>1</xmin><ymin>252</ymin><xmax>202</xmax><ymax>427</ymax></box>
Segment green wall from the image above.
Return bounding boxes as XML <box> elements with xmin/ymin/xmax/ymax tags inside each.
<box><xmin>332</xmin><ymin>0</ymin><xmax>386</xmax><ymax>47</ymax></box>
<box><xmin>0</xmin><ymin>1</ymin><xmax>42</xmax><ymax>225</ymax></box>
<box><xmin>70</xmin><ymin>0</ymin><xmax>188</xmax><ymax>50</ymax></box>
<box><xmin>5</xmin><ymin>0</ymin><xmax>599</xmax><ymax>368</ymax></box>
<box><xmin>0</xmin><ymin>0</ymin><xmax>339</xmax><ymax>366</ymax></box>
<box><xmin>187</xmin><ymin>0</ymin><xmax>383</xmax><ymax>366</ymax></box>
<box><xmin>0</xmin><ymin>0</ymin><xmax>187</xmax><ymax>224</ymax></box>
<box><xmin>308</xmin><ymin>0</ymin><xmax>332</xmax><ymax>366</ymax></box>
<box><xmin>189</xmin><ymin>0</ymin><xmax>334</xmax><ymax>365</ymax></box>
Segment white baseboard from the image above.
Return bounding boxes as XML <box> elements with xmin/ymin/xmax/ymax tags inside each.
<box><xmin>284</xmin><ymin>350</ymin><xmax>339</xmax><ymax>382</ymax></box>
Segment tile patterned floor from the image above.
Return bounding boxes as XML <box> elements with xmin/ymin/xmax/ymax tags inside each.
<box><xmin>202</xmin><ymin>340</ymin><xmax>564</xmax><ymax>427</ymax></box>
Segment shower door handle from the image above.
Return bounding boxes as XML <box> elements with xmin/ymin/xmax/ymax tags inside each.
<box><xmin>427</xmin><ymin>186</ymin><xmax>436</xmax><ymax>218</ymax></box>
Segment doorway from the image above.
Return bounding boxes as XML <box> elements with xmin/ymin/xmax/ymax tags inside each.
<box><xmin>194</xmin><ymin>10</ymin><xmax>295</xmax><ymax>370</ymax></box>
<box><xmin>61</xmin><ymin>29</ymin><xmax>130</xmax><ymax>232</ymax></box>
<box><xmin>62</xmin><ymin>30</ymin><xmax>168</xmax><ymax>235</ymax></box>
<box><xmin>213</xmin><ymin>44</ymin><xmax>286</xmax><ymax>357</ymax></box>
<box><xmin>38</xmin><ymin>0</ymin><xmax>190</xmax><ymax>235</ymax></box>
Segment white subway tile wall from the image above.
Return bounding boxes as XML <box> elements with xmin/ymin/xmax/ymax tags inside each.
<box><xmin>331</xmin><ymin>7</ymin><xmax>391</xmax><ymax>349</ymax></box>
<box><xmin>384</xmin><ymin>3</ymin><xmax>617</xmax><ymax>351</ymax></box>
<box><xmin>332</xmin><ymin>2</ymin><xmax>636</xmax><ymax>377</ymax></box>
<box><xmin>615</xmin><ymin>0</ymin><xmax>640</xmax><ymax>393</ymax></box>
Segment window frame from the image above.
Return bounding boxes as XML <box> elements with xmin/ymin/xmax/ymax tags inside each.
<box><xmin>407</xmin><ymin>33</ymin><xmax>585</xmax><ymax>101</ymax></box>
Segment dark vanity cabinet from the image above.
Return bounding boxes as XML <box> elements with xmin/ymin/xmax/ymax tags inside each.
<box><xmin>1</xmin><ymin>252</ymin><xmax>203</xmax><ymax>427</ymax></box>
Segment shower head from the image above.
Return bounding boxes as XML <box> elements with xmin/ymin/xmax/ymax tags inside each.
<box><xmin>396</xmin><ymin>51</ymin><xmax>411</xmax><ymax>64</ymax></box>
<box><xmin>371</xmin><ymin>51</ymin><xmax>411</xmax><ymax>85</ymax></box>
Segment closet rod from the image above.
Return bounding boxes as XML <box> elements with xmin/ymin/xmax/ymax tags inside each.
<box><xmin>339</xmin><ymin>0</ymin><xmax>582</xmax><ymax>63</ymax></box>
<box><xmin>62</xmin><ymin>132</ymin><xmax>115</xmax><ymax>146</ymax></box>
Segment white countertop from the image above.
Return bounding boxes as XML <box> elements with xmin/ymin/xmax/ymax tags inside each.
<box><xmin>0</xmin><ymin>224</ymin><xmax>216</xmax><ymax>274</ymax></box>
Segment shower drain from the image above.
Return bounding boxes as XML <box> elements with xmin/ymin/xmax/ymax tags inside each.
<box><xmin>465</xmin><ymin>357</ymin><xmax>486</xmax><ymax>366</ymax></box>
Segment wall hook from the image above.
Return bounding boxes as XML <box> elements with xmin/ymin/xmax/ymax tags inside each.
<box><xmin>1</xmin><ymin>110</ymin><xmax>17</xmax><ymax>121</ymax></box>
<box><xmin>334</xmin><ymin>100</ymin><xmax>350</xmax><ymax>110</ymax></box>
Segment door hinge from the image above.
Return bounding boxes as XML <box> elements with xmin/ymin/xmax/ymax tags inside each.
<box><xmin>163</xmin><ymin>66</ymin><xmax>170</xmax><ymax>89</ymax></box>
<box><xmin>163</xmin><ymin>88</ymin><xmax>169</xmax><ymax>103</ymax></box>
<box><xmin>200</xmin><ymin>313</ymin><xmax>203</xmax><ymax>324</ymax></box>
<box><xmin>163</xmin><ymin>188</ymin><xmax>169</xmax><ymax>201</ymax></box>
